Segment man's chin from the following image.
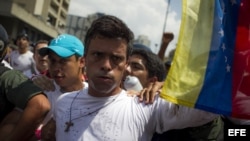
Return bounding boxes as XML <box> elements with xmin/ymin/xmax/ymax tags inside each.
<box><xmin>54</xmin><ymin>78</ymin><xmax>64</xmax><ymax>85</ymax></box>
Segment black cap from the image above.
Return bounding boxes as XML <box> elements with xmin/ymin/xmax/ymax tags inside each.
<box><xmin>17</xmin><ymin>33</ymin><xmax>29</xmax><ymax>41</ymax></box>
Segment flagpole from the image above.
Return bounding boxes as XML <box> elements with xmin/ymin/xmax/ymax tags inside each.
<box><xmin>158</xmin><ymin>0</ymin><xmax>171</xmax><ymax>53</ymax></box>
<box><xmin>162</xmin><ymin>0</ymin><xmax>171</xmax><ymax>33</ymax></box>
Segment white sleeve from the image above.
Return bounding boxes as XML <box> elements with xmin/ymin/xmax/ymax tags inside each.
<box><xmin>153</xmin><ymin>97</ymin><xmax>218</xmax><ymax>133</ymax></box>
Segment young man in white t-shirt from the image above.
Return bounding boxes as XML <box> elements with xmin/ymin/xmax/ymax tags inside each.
<box><xmin>41</xmin><ymin>15</ymin><xmax>218</xmax><ymax>141</ymax></box>
<box><xmin>36</xmin><ymin>34</ymin><xmax>87</xmax><ymax>140</ymax></box>
<box><xmin>10</xmin><ymin>33</ymin><xmax>35</xmax><ymax>74</ymax></box>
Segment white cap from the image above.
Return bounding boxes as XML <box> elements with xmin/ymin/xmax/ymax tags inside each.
<box><xmin>124</xmin><ymin>75</ymin><xmax>143</xmax><ymax>91</ymax></box>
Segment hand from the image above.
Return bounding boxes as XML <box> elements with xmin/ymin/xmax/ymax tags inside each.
<box><xmin>127</xmin><ymin>90</ymin><xmax>140</xmax><ymax>97</ymax></box>
<box><xmin>162</xmin><ymin>32</ymin><xmax>174</xmax><ymax>44</ymax></box>
<box><xmin>41</xmin><ymin>119</ymin><xmax>56</xmax><ymax>141</ymax></box>
<box><xmin>138</xmin><ymin>81</ymin><xmax>164</xmax><ymax>104</ymax></box>
<box><xmin>32</xmin><ymin>75</ymin><xmax>55</xmax><ymax>91</ymax></box>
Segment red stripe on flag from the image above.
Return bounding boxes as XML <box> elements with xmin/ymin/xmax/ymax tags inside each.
<box><xmin>232</xmin><ymin>0</ymin><xmax>250</xmax><ymax>118</ymax></box>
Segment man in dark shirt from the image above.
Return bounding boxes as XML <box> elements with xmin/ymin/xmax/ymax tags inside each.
<box><xmin>0</xmin><ymin>24</ymin><xmax>50</xmax><ymax>141</ymax></box>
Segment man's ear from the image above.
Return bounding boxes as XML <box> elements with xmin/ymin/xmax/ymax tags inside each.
<box><xmin>124</xmin><ymin>60</ymin><xmax>129</xmax><ymax>69</ymax></box>
<box><xmin>80</xmin><ymin>57</ymin><xmax>85</xmax><ymax>68</ymax></box>
<box><xmin>149</xmin><ymin>76</ymin><xmax>158</xmax><ymax>83</ymax></box>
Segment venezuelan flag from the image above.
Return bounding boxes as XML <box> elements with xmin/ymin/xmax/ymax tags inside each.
<box><xmin>161</xmin><ymin>0</ymin><xmax>250</xmax><ymax>119</ymax></box>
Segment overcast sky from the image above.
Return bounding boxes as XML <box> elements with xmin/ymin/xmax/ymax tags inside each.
<box><xmin>68</xmin><ymin>0</ymin><xmax>182</xmax><ymax>57</ymax></box>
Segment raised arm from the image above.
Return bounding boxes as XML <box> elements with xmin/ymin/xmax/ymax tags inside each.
<box><xmin>157</xmin><ymin>32</ymin><xmax>174</xmax><ymax>60</ymax></box>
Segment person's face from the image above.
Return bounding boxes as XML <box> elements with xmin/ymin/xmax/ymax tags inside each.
<box><xmin>16</xmin><ymin>37</ymin><xmax>29</xmax><ymax>49</ymax></box>
<box><xmin>33</xmin><ymin>43</ymin><xmax>48</xmax><ymax>72</ymax></box>
<box><xmin>85</xmin><ymin>36</ymin><xmax>128</xmax><ymax>97</ymax></box>
<box><xmin>48</xmin><ymin>52</ymin><xmax>85</xmax><ymax>91</ymax></box>
<box><xmin>125</xmin><ymin>54</ymin><xmax>149</xmax><ymax>88</ymax></box>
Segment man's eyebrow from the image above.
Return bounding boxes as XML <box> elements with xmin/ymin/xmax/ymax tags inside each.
<box><xmin>130</xmin><ymin>61</ymin><xmax>143</xmax><ymax>66</ymax></box>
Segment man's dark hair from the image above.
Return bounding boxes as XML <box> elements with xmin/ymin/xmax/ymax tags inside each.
<box><xmin>84</xmin><ymin>15</ymin><xmax>134</xmax><ymax>59</ymax></box>
<box><xmin>131</xmin><ymin>48</ymin><xmax>167</xmax><ymax>81</ymax></box>
<box><xmin>33</xmin><ymin>40</ymin><xmax>49</xmax><ymax>51</ymax></box>
<box><xmin>16</xmin><ymin>33</ymin><xmax>29</xmax><ymax>41</ymax></box>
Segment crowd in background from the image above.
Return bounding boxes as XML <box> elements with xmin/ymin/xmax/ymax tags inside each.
<box><xmin>0</xmin><ymin>13</ymin><xmax>248</xmax><ymax>141</ymax></box>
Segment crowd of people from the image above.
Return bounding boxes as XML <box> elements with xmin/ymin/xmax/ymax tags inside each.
<box><xmin>0</xmin><ymin>14</ymin><xmax>247</xmax><ymax>141</ymax></box>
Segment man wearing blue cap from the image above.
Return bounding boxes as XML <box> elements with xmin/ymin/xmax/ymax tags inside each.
<box><xmin>37</xmin><ymin>34</ymin><xmax>87</xmax><ymax>140</ymax></box>
<box><xmin>40</xmin><ymin>34</ymin><xmax>84</xmax><ymax>58</ymax></box>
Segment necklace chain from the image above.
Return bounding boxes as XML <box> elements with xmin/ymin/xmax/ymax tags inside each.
<box><xmin>65</xmin><ymin>89</ymin><xmax>82</xmax><ymax>132</ymax></box>
<box><xmin>64</xmin><ymin>90</ymin><xmax>118</xmax><ymax>132</ymax></box>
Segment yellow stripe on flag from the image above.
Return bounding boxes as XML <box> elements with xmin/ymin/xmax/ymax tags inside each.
<box><xmin>161</xmin><ymin>0</ymin><xmax>215</xmax><ymax>107</ymax></box>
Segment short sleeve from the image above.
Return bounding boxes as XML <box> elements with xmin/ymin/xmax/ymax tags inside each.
<box><xmin>0</xmin><ymin>69</ymin><xmax>45</xmax><ymax>109</ymax></box>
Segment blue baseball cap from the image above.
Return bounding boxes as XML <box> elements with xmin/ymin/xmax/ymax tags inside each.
<box><xmin>39</xmin><ymin>34</ymin><xmax>84</xmax><ymax>58</ymax></box>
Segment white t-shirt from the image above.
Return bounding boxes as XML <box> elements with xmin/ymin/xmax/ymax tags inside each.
<box><xmin>10</xmin><ymin>50</ymin><xmax>35</xmax><ymax>73</ymax></box>
<box><xmin>54</xmin><ymin>88</ymin><xmax>217</xmax><ymax>141</ymax></box>
<box><xmin>42</xmin><ymin>81</ymin><xmax>89</xmax><ymax>125</ymax></box>
<box><xmin>23</xmin><ymin>67</ymin><xmax>39</xmax><ymax>78</ymax></box>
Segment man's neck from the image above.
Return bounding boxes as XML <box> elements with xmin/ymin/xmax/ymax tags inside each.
<box><xmin>88</xmin><ymin>87</ymin><xmax>122</xmax><ymax>97</ymax></box>
<box><xmin>60</xmin><ymin>82</ymin><xmax>84</xmax><ymax>93</ymax></box>
<box><xmin>37</xmin><ymin>66</ymin><xmax>48</xmax><ymax>74</ymax></box>
<box><xmin>18</xmin><ymin>48</ymin><xmax>28</xmax><ymax>54</ymax></box>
